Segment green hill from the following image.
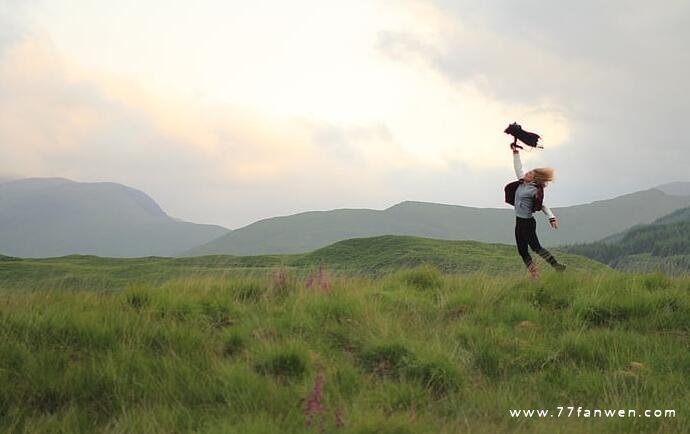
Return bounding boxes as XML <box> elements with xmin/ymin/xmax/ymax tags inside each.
<box><xmin>0</xmin><ymin>254</ymin><xmax>20</xmax><ymax>261</ymax></box>
<box><xmin>185</xmin><ymin>188</ymin><xmax>690</xmax><ymax>256</ymax></box>
<box><xmin>292</xmin><ymin>235</ymin><xmax>604</xmax><ymax>274</ymax></box>
<box><xmin>654</xmin><ymin>205</ymin><xmax>690</xmax><ymax>225</ymax></box>
<box><xmin>563</xmin><ymin>206</ymin><xmax>690</xmax><ymax>274</ymax></box>
<box><xmin>0</xmin><ymin>178</ymin><xmax>230</xmax><ymax>257</ymax></box>
<box><xmin>0</xmin><ymin>235</ymin><xmax>606</xmax><ymax>291</ymax></box>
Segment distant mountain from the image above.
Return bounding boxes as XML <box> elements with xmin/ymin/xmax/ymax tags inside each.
<box><xmin>654</xmin><ymin>181</ymin><xmax>690</xmax><ymax>196</ymax></box>
<box><xmin>563</xmin><ymin>205</ymin><xmax>690</xmax><ymax>274</ymax></box>
<box><xmin>597</xmin><ymin>185</ymin><xmax>690</xmax><ymax>244</ymax></box>
<box><xmin>185</xmin><ymin>188</ymin><xmax>690</xmax><ymax>256</ymax></box>
<box><xmin>0</xmin><ymin>178</ymin><xmax>230</xmax><ymax>257</ymax></box>
<box><xmin>653</xmin><ymin>205</ymin><xmax>690</xmax><ymax>225</ymax></box>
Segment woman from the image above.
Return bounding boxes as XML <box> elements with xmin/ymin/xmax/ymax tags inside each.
<box><xmin>505</xmin><ymin>145</ymin><xmax>566</xmax><ymax>279</ymax></box>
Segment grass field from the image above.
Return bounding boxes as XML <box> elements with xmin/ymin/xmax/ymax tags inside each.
<box><xmin>0</xmin><ymin>235</ymin><xmax>605</xmax><ymax>292</ymax></box>
<box><xmin>0</xmin><ymin>238</ymin><xmax>688</xmax><ymax>433</ymax></box>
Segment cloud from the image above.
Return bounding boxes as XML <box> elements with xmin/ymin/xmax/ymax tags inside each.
<box><xmin>0</xmin><ymin>35</ymin><xmax>318</xmax><ymax>225</ymax></box>
<box><xmin>379</xmin><ymin>0</ymin><xmax>689</xmax><ymax>108</ymax></box>
<box><xmin>2</xmin><ymin>1</ymin><xmax>44</xmax><ymax>54</ymax></box>
<box><xmin>377</xmin><ymin>0</ymin><xmax>690</xmax><ymax>199</ymax></box>
<box><xmin>1</xmin><ymin>0</ymin><xmax>687</xmax><ymax>230</ymax></box>
<box><xmin>0</xmin><ymin>29</ymin><xmax>451</xmax><ymax>227</ymax></box>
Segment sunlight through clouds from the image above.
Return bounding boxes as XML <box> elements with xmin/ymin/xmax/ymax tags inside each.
<box><xmin>29</xmin><ymin>0</ymin><xmax>569</xmax><ymax>170</ymax></box>
<box><xmin>1</xmin><ymin>0</ymin><xmax>686</xmax><ymax>227</ymax></box>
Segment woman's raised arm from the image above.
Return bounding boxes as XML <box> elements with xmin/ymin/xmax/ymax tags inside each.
<box><xmin>513</xmin><ymin>148</ymin><xmax>524</xmax><ymax>179</ymax></box>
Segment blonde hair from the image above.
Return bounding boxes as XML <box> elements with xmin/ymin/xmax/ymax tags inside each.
<box><xmin>532</xmin><ymin>167</ymin><xmax>555</xmax><ymax>187</ymax></box>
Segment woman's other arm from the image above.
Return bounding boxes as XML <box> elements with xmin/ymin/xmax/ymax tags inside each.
<box><xmin>542</xmin><ymin>205</ymin><xmax>559</xmax><ymax>229</ymax></box>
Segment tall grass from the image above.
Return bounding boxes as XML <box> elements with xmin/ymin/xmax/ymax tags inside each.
<box><xmin>0</xmin><ymin>267</ymin><xmax>688</xmax><ymax>433</ymax></box>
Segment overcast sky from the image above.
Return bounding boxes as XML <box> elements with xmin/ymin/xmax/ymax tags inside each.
<box><xmin>1</xmin><ymin>0</ymin><xmax>688</xmax><ymax>229</ymax></box>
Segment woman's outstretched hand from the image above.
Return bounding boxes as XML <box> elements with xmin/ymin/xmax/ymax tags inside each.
<box><xmin>548</xmin><ymin>217</ymin><xmax>559</xmax><ymax>229</ymax></box>
<box><xmin>510</xmin><ymin>143</ymin><xmax>520</xmax><ymax>153</ymax></box>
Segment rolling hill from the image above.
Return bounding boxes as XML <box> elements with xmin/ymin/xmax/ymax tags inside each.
<box><xmin>563</xmin><ymin>205</ymin><xmax>690</xmax><ymax>274</ymax></box>
<box><xmin>0</xmin><ymin>178</ymin><xmax>230</xmax><ymax>257</ymax></box>
<box><xmin>0</xmin><ymin>235</ymin><xmax>606</xmax><ymax>291</ymax></box>
<box><xmin>289</xmin><ymin>235</ymin><xmax>605</xmax><ymax>274</ymax></box>
<box><xmin>185</xmin><ymin>186</ymin><xmax>690</xmax><ymax>256</ymax></box>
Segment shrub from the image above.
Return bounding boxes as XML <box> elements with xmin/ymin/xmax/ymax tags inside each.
<box><xmin>473</xmin><ymin>343</ymin><xmax>503</xmax><ymax>379</ymax></box>
<box><xmin>123</xmin><ymin>285</ymin><xmax>151</xmax><ymax>310</ymax></box>
<box><xmin>531</xmin><ymin>287</ymin><xmax>571</xmax><ymax>310</ymax></box>
<box><xmin>68</xmin><ymin>364</ymin><xmax>119</xmax><ymax>418</ymax></box>
<box><xmin>358</xmin><ymin>343</ymin><xmax>414</xmax><ymax>377</ymax></box>
<box><xmin>25</xmin><ymin>314</ymin><xmax>117</xmax><ymax>352</ymax></box>
<box><xmin>254</xmin><ymin>345</ymin><xmax>309</xmax><ymax>379</ymax></box>
<box><xmin>404</xmin><ymin>356</ymin><xmax>463</xmax><ymax>396</ymax></box>
<box><xmin>141</xmin><ymin>326</ymin><xmax>206</xmax><ymax>356</ymax></box>
<box><xmin>558</xmin><ymin>332</ymin><xmax>610</xmax><ymax>368</ymax></box>
<box><xmin>219</xmin><ymin>366</ymin><xmax>272</xmax><ymax>415</ymax></box>
<box><xmin>333</xmin><ymin>364</ymin><xmax>360</xmax><ymax>399</ymax></box>
<box><xmin>500</xmin><ymin>301</ymin><xmax>540</xmax><ymax>325</ymax></box>
<box><xmin>641</xmin><ymin>272</ymin><xmax>672</xmax><ymax>290</ymax></box>
<box><xmin>580</xmin><ymin>304</ymin><xmax>630</xmax><ymax>326</ymax></box>
<box><xmin>401</xmin><ymin>265</ymin><xmax>443</xmax><ymax>291</ymax></box>
<box><xmin>319</xmin><ymin>323</ymin><xmax>361</xmax><ymax>354</ymax></box>
<box><xmin>306</xmin><ymin>294</ymin><xmax>360</xmax><ymax>325</ymax></box>
<box><xmin>199</xmin><ymin>299</ymin><xmax>235</xmax><ymax>328</ymax></box>
<box><xmin>443</xmin><ymin>300</ymin><xmax>468</xmax><ymax>320</ymax></box>
<box><xmin>222</xmin><ymin>331</ymin><xmax>247</xmax><ymax>357</ymax></box>
<box><xmin>154</xmin><ymin>295</ymin><xmax>195</xmax><ymax>321</ymax></box>
<box><xmin>653</xmin><ymin>293</ymin><xmax>681</xmax><ymax>312</ymax></box>
<box><xmin>377</xmin><ymin>380</ymin><xmax>428</xmax><ymax>413</ymax></box>
<box><xmin>234</xmin><ymin>282</ymin><xmax>265</xmax><ymax>303</ymax></box>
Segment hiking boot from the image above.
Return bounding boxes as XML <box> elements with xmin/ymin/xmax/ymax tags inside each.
<box><xmin>554</xmin><ymin>263</ymin><xmax>567</xmax><ymax>272</ymax></box>
<box><xmin>527</xmin><ymin>262</ymin><xmax>539</xmax><ymax>280</ymax></box>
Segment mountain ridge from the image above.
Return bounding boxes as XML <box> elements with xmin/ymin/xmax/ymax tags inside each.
<box><xmin>185</xmin><ymin>186</ymin><xmax>690</xmax><ymax>256</ymax></box>
<box><xmin>563</xmin><ymin>204</ymin><xmax>690</xmax><ymax>274</ymax></box>
<box><xmin>4</xmin><ymin>176</ymin><xmax>690</xmax><ymax>258</ymax></box>
<box><xmin>0</xmin><ymin>178</ymin><xmax>230</xmax><ymax>257</ymax></box>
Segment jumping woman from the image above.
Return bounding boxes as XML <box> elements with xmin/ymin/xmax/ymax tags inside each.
<box><xmin>505</xmin><ymin>145</ymin><xmax>566</xmax><ymax>279</ymax></box>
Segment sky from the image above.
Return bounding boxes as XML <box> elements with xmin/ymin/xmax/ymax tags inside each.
<box><xmin>1</xmin><ymin>0</ymin><xmax>688</xmax><ymax>229</ymax></box>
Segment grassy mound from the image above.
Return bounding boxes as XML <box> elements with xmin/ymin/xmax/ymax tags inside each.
<box><xmin>292</xmin><ymin>235</ymin><xmax>604</xmax><ymax>274</ymax></box>
<box><xmin>0</xmin><ymin>235</ymin><xmax>606</xmax><ymax>292</ymax></box>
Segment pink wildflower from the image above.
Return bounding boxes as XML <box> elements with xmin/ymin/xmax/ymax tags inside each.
<box><xmin>303</xmin><ymin>370</ymin><xmax>325</xmax><ymax>427</ymax></box>
<box><xmin>335</xmin><ymin>406</ymin><xmax>344</xmax><ymax>428</ymax></box>
<box><xmin>318</xmin><ymin>265</ymin><xmax>332</xmax><ymax>291</ymax></box>
<box><xmin>271</xmin><ymin>269</ymin><xmax>287</xmax><ymax>288</ymax></box>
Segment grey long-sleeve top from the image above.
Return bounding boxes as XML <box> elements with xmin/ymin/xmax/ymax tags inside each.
<box><xmin>513</xmin><ymin>153</ymin><xmax>555</xmax><ymax>219</ymax></box>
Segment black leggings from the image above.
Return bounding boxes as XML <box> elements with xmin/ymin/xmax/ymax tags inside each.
<box><xmin>515</xmin><ymin>216</ymin><xmax>559</xmax><ymax>268</ymax></box>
